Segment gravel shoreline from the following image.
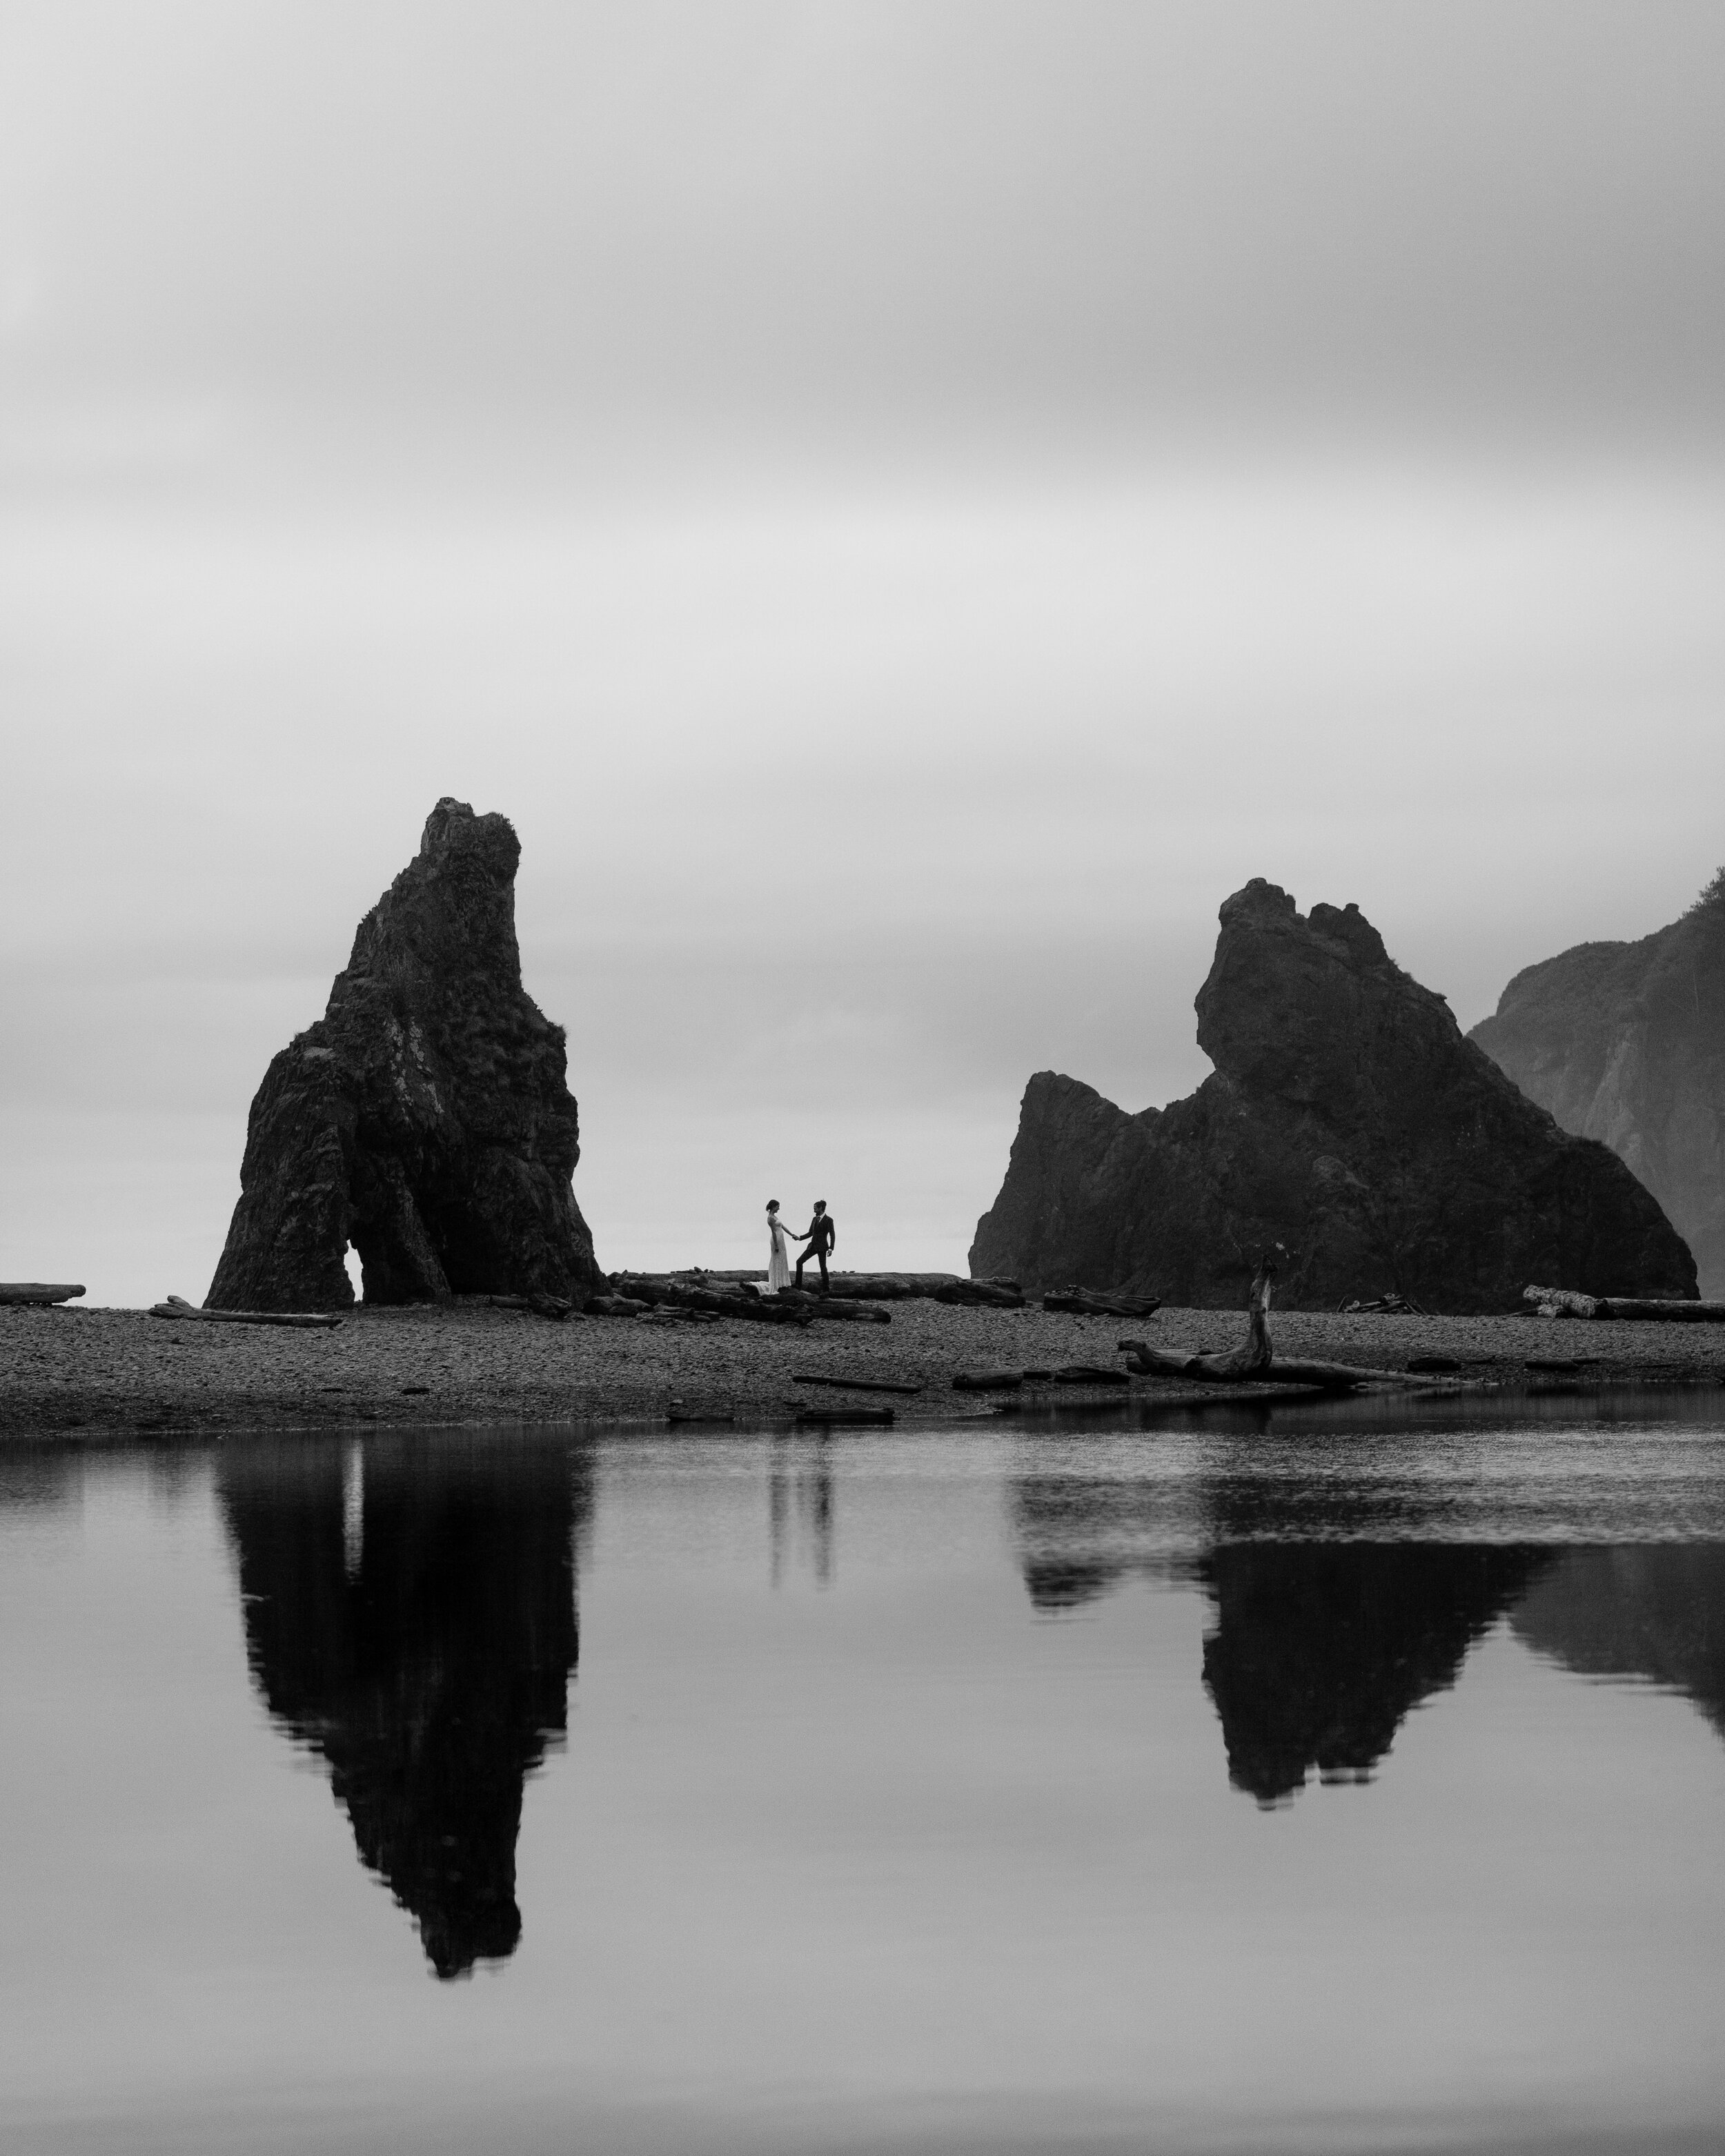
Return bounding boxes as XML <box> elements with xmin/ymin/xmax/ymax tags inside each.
<box><xmin>6</xmin><ymin>1298</ymin><xmax>1725</xmax><ymax>1442</ymax></box>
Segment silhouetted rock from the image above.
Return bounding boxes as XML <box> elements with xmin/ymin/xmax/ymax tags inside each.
<box><xmin>1199</xmin><ymin>1542</ymin><xmax>1548</xmax><ymax>1804</ymax></box>
<box><xmin>1470</xmin><ymin>885</ymin><xmax>1725</xmax><ymax>1296</ymax></box>
<box><xmin>1513</xmin><ymin>1545</ymin><xmax>1725</xmax><ymax>1744</ymax></box>
<box><xmin>208</xmin><ymin>800</ymin><xmax>600</xmax><ymax>1309</ymax></box>
<box><xmin>220</xmin><ymin>1432</ymin><xmax>589</xmax><ymax>1978</ymax></box>
<box><xmin>971</xmin><ymin>880</ymin><xmax>1696</xmax><ymax>1311</ymax></box>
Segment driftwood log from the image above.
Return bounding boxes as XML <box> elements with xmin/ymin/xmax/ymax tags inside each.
<box><xmin>611</xmin><ymin>1277</ymin><xmax>807</xmax><ymax>1324</ymax></box>
<box><xmin>149</xmin><ymin>1294</ymin><xmax>343</xmax><ymax>1330</ymax></box>
<box><xmin>778</xmin><ymin>1292</ymin><xmax>892</xmax><ymax>1325</ymax></box>
<box><xmin>662</xmin><ymin>1269</ymin><xmax>1022</xmax><ymax>1305</ymax></box>
<box><xmin>952</xmin><ymin>1363</ymin><xmax>1132</xmax><ymax>1392</ymax></box>
<box><xmin>794</xmin><ymin>1373</ymin><xmax>925</xmax><ymax>1395</ymax></box>
<box><xmin>1083</xmin><ymin>1382</ymin><xmax>1357</xmax><ymax>1413</ymax></box>
<box><xmin>1118</xmin><ymin>1336</ymin><xmax>1414</xmax><ymax>1391</ymax></box>
<box><xmin>932</xmin><ymin>1279</ymin><xmax>1025</xmax><ymax>1309</ymax></box>
<box><xmin>1525</xmin><ymin>1285</ymin><xmax>1725</xmax><ymax>1322</ymax></box>
<box><xmin>1043</xmin><ymin>1290</ymin><xmax>1162</xmax><ymax>1318</ymax></box>
<box><xmin>484</xmin><ymin>1292</ymin><xmax>579</xmax><ymax>1321</ymax></box>
<box><xmin>1117</xmin><ymin>1255</ymin><xmax>1421</xmax><ymax>1392</ymax></box>
<box><xmin>613</xmin><ymin>1275</ymin><xmax>889</xmax><ymax>1325</ymax></box>
<box><xmin>1524</xmin><ymin>1285</ymin><xmax>1604</xmax><ymax>1318</ymax></box>
<box><xmin>787</xmin><ymin>1273</ymin><xmax>934</xmax><ymax>1301</ymax></box>
<box><xmin>0</xmin><ymin>1283</ymin><xmax>87</xmax><ymax>1305</ymax></box>
<box><xmin>1599</xmin><ymin>1298</ymin><xmax>1725</xmax><ymax>1321</ymax></box>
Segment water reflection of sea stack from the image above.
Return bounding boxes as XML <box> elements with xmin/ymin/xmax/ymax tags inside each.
<box><xmin>219</xmin><ymin>1433</ymin><xmax>589</xmax><ymax>1979</ymax></box>
<box><xmin>1199</xmin><ymin>1543</ymin><xmax>1546</xmax><ymax>1806</ymax></box>
<box><xmin>1008</xmin><ymin>1472</ymin><xmax>1551</xmax><ymax>1803</ymax></box>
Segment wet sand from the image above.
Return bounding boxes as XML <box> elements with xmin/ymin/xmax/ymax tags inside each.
<box><xmin>5</xmin><ymin>1297</ymin><xmax>1725</xmax><ymax>1441</ymax></box>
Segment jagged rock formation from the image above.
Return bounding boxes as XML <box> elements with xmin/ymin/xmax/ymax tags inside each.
<box><xmin>220</xmin><ymin>1432</ymin><xmax>589</xmax><ymax>1979</ymax></box>
<box><xmin>971</xmin><ymin>880</ymin><xmax>1697</xmax><ymax>1312</ymax></box>
<box><xmin>1470</xmin><ymin>887</ymin><xmax>1725</xmax><ymax>1296</ymax></box>
<box><xmin>208</xmin><ymin>799</ymin><xmax>600</xmax><ymax>1309</ymax></box>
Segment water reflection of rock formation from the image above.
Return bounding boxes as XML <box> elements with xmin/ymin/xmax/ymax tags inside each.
<box><xmin>1014</xmin><ymin>1474</ymin><xmax>1162</xmax><ymax>1614</ymax></box>
<box><xmin>1199</xmin><ymin>1543</ymin><xmax>1545</xmax><ymax>1805</ymax></box>
<box><xmin>1011</xmin><ymin>1473</ymin><xmax>1545</xmax><ymax>1803</ymax></box>
<box><xmin>220</xmin><ymin>1433</ymin><xmax>589</xmax><ymax>1979</ymax></box>
<box><xmin>1513</xmin><ymin>1546</ymin><xmax>1725</xmax><ymax>1741</ymax></box>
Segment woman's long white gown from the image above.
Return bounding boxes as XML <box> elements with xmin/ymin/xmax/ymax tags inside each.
<box><xmin>766</xmin><ymin>1216</ymin><xmax>794</xmax><ymax>1294</ymax></box>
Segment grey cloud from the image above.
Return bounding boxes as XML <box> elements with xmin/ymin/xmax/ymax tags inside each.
<box><xmin>3</xmin><ymin>1</ymin><xmax>1722</xmax><ymax>439</ymax></box>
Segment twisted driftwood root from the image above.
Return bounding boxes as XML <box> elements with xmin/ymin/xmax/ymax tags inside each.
<box><xmin>1116</xmin><ymin>1251</ymin><xmax>1421</xmax><ymax>1392</ymax></box>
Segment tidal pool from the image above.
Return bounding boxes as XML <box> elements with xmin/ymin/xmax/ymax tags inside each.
<box><xmin>3</xmin><ymin>1401</ymin><xmax>1724</xmax><ymax>2153</ymax></box>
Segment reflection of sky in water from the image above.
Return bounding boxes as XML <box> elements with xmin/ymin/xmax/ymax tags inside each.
<box><xmin>1</xmin><ymin>1412</ymin><xmax>1723</xmax><ymax>2153</ymax></box>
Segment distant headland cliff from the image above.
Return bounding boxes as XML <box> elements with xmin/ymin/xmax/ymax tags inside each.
<box><xmin>208</xmin><ymin>799</ymin><xmax>602</xmax><ymax>1312</ymax></box>
<box><xmin>970</xmin><ymin>880</ymin><xmax>1696</xmax><ymax>1312</ymax></box>
<box><xmin>1470</xmin><ymin>874</ymin><xmax>1725</xmax><ymax>1298</ymax></box>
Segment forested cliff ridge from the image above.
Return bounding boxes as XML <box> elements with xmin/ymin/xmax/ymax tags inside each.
<box><xmin>1471</xmin><ymin>872</ymin><xmax>1725</xmax><ymax>1298</ymax></box>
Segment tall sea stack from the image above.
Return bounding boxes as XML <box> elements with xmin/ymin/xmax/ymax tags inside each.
<box><xmin>208</xmin><ymin>799</ymin><xmax>601</xmax><ymax>1309</ymax></box>
<box><xmin>971</xmin><ymin>880</ymin><xmax>1697</xmax><ymax>1312</ymax></box>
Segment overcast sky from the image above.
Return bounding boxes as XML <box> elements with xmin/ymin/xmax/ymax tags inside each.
<box><xmin>3</xmin><ymin>1</ymin><xmax>1724</xmax><ymax>1301</ymax></box>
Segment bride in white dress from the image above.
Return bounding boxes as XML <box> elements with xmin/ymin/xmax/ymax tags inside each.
<box><xmin>765</xmin><ymin>1200</ymin><xmax>797</xmax><ymax>1294</ymax></box>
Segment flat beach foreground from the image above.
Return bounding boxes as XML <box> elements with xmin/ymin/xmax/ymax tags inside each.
<box><xmin>6</xmin><ymin>1298</ymin><xmax>1725</xmax><ymax>1441</ymax></box>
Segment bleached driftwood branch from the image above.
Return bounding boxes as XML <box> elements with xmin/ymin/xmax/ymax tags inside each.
<box><xmin>150</xmin><ymin>1294</ymin><xmax>343</xmax><ymax>1330</ymax></box>
<box><xmin>1526</xmin><ymin>1285</ymin><xmax>1725</xmax><ymax>1322</ymax></box>
<box><xmin>1119</xmin><ymin>1254</ymin><xmax>1423</xmax><ymax>1391</ymax></box>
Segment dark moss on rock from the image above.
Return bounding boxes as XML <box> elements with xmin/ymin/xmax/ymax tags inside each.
<box><xmin>208</xmin><ymin>799</ymin><xmax>601</xmax><ymax>1311</ymax></box>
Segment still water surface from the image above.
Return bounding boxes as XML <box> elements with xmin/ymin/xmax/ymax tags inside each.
<box><xmin>3</xmin><ymin>1397</ymin><xmax>1725</xmax><ymax>2153</ymax></box>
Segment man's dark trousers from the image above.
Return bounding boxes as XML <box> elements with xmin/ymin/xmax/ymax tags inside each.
<box><xmin>795</xmin><ymin>1221</ymin><xmax>834</xmax><ymax>1292</ymax></box>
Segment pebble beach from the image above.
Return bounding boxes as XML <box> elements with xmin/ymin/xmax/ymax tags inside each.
<box><xmin>5</xmin><ymin>1296</ymin><xmax>1725</xmax><ymax>1443</ymax></box>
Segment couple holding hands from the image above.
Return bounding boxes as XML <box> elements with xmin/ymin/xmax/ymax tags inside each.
<box><xmin>765</xmin><ymin>1199</ymin><xmax>836</xmax><ymax>1295</ymax></box>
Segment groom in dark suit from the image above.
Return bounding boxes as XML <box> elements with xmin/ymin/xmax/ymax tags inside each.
<box><xmin>793</xmin><ymin>1201</ymin><xmax>836</xmax><ymax>1293</ymax></box>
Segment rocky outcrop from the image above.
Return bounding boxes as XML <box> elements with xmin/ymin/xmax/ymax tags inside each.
<box><xmin>208</xmin><ymin>799</ymin><xmax>600</xmax><ymax>1309</ymax></box>
<box><xmin>971</xmin><ymin>880</ymin><xmax>1697</xmax><ymax>1312</ymax></box>
<box><xmin>1470</xmin><ymin>887</ymin><xmax>1725</xmax><ymax>1296</ymax></box>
